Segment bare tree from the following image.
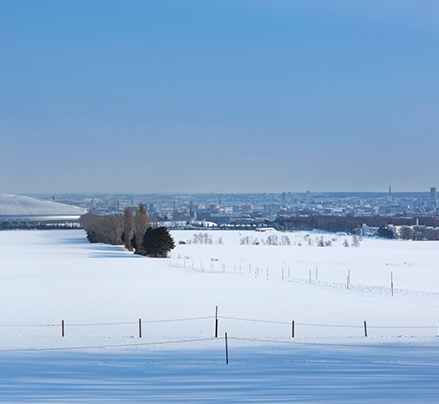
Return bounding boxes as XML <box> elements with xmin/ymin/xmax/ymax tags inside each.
<box><xmin>134</xmin><ymin>203</ymin><xmax>149</xmax><ymax>250</ymax></box>
<box><xmin>80</xmin><ymin>213</ymin><xmax>123</xmax><ymax>245</ymax></box>
<box><xmin>122</xmin><ymin>207</ymin><xmax>134</xmax><ymax>251</ymax></box>
<box><xmin>351</xmin><ymin>235</ymin><xmax>361</xmax><ymax>248</ymax></box>
<box><xmin>400</xmin><ymin>226</ymin><xmax>412</xmax><ymax>240</ymax></box>
<box><xmin>101</xmin><ymin>215</ymin><xmax>124</xmax><ymax>245</ymax></box>
<box><xmin>79</xmin><ymin>213</ymin><xmax>101</xmax><ymax>243</ymax></box>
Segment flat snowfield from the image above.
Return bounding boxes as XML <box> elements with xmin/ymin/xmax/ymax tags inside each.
<box><xmin>0</xmin><ymin>229</ymin><xmax>438</xmax><ymax>403</ymax></box>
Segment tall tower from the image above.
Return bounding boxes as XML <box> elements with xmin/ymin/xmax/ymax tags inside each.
<box><xmin>389</xmin><ymin>186</ymin><xmax>392</xmax><ymax>195</ymax></box>
<box><xmin>430</xmin><ymin>187</ymin><xmax>436</xmax><ymax>201</ymax></box>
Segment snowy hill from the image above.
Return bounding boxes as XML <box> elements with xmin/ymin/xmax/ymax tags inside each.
<box><xmin>0</xmin><ymin>229</ymin><xmax>438</xmax><ymax>338</ymax></box>
<box><xmin>0</xmin><ymin>229</ymin><xmax>438</xmax><ymax>402</ymax></box>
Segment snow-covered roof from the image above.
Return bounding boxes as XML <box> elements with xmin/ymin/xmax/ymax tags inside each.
<box><xmin>0</xmin><ymin>194</ymin><xmax>87</xmax><ymax>219</ymax></box>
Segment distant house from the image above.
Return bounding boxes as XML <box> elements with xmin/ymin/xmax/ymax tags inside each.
<box><xmin>256</xmin><ymin>227</ymin><xmax>276</xmax><ymax>232</ymax></box>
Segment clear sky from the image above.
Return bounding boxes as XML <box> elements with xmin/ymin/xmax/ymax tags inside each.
<box><xmin>0</xmin><ymin>0</ymin><xmax>437</xmax><ymax>194</ymax></box>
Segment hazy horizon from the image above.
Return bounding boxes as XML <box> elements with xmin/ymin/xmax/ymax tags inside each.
<box><xmin>1</xmin><ymin>0</ymin><xmax>437</xmax><ymax>194</ymax></box>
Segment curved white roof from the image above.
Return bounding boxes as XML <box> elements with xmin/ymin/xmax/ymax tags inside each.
<box><xmin>0</xmin><ymin>194</ymin><xmax>87</xmax><ymax>218</ymax></box>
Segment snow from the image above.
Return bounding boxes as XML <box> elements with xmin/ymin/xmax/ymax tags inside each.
<box><xmin>0</xmin><ymin>229</ymin><xmax>438</xmax><ymax>402</ymax></box>
<box><xmin>1</xmin><ymin>344</ymin><xmax>439</xmax><ymax>403</ymax></box>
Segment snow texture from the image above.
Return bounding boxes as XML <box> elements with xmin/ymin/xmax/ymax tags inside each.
<box><xmin>0</xmin><ymin>229</ymin><xmax>438</xmax><ymax>402</ymax></box>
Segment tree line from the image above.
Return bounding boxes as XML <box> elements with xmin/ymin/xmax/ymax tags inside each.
<box><xmin>275</xmin><ymin>215</ymin><xmax>439</xmax><ymax>234</ymax></box>
<box><xmin>79</xmin><ymin>203</ymin><xmax>175</xmax><ymax>257</ymax></box>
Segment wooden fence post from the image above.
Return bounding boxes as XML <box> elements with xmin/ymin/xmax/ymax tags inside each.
<box><xmin>364</xmin><ymin>321</ymin><xmax>368</xmax><ymax>337</ymax></box>
<box><xmin>139</xmin><ymin>318</ymin><xmax>142</xmax><ymax>338</ymax></box>
<box><xmin>62</xmin><ymin>320</ymin><xmax>64</xmax><ymax>337</ymax></box>
<box><xmin>215</xmin><ymin>306</ymin><xmax>218</xmax><ymax>338</ymax></box>
<box><xmin>292</xmin><ymin>320</ymin><xmax>295</xmax><ymax>338</ymax></box>
<box><xmin>225</xmin><ymin>332</ymin><xmax>229</xmax><ymax>365</ymax></box>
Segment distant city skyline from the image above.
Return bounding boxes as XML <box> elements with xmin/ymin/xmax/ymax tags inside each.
<box><xmin>1</xmin><ymin>0</ymin><xmax>437</xmax><ymax>194</ymax></box>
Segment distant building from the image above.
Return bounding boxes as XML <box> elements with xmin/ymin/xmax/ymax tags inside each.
<box><xmin>241</xmin><ymin>204</ymin><xmax>252</xmax><ymax>213</ymax></box>
<box><xmin>196</xmin><ymin>212</ymin><xmax>211</xmax><ymax>221</ymax></box>
<box><xmin>263</xmin><ymin>204</ymin><xmax>280</xmax><ymax>215</ymax></box>
<box><xmin>232</xmin><ymin>205</ymin><xmax>241</xmax><ymax>215</ymax></box>
<box><xmin>361</xmin><ymin>223</ymin><xmax>379</xmax><ymax>237</ymax></box>
<box><xmin>430</xmin><ymin>187</ymin><xmax>436</xmax><ymax>201</ymax></box>
<box><xmin>210</xmin><ymin>215</ymin><xmax>231</xmax><ymax>225</ymax></box>
<box><xmin>0</xmin><ymin>194</ymin><xmax>86</xmax><ymax>224</ymax></box>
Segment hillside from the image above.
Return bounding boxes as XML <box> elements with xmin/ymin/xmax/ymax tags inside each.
<box><xmin>0</xmin><ymin>229</ymin><xmax>438</xmax><ymax>402</ymax></box>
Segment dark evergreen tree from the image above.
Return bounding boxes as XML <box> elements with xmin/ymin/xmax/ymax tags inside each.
<box><xmin>141</xmin><ymin>227</ymin><xmax>175</xmax><ymax>257</ymax></box>
<box><xmin>378</xmin><ymin>227</ymin><xmax>395</xmax><ymax>239</ymax></box>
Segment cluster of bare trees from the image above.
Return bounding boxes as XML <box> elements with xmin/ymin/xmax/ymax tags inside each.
<box><xmin>190</xmin><ymin>233</ymin><xmax>214</xmax><ymax>245</ymax></box>
<box><xmin>184</xmin><ymin>233</ymin><xmax>224</xmax><ymax>245</ymax></box>
<box><xmin>300</xmin><ymin>234</ymin><xmax>335</xmax><ymax>247</ymax></box>
<box><xmin>399</xmin><ymin>226</ymin><xmax>439</xmax><ymax>241</ymax></box>
<box><xmin>79</xmin><ymin>203</ymin><xmax>149</xmax><ymax>250</ymax></box>
<box><xmin>240</xmin><ymin>235</ymin><xmax>291</xmax><ymax>246</ymax></box>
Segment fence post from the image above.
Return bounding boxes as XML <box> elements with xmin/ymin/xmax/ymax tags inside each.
<box><xmin>225</xmin><ymin>332</ymin><xmax>229</xmax><ymax>365</ymax></box>
<box><xmin>215</xmin><ymin>306</ymin><xmax>218</xmax><ymax>338</ymax></box>
<box><xmin>364</xmin><ymin>321</ymin><xmax>368</xmax><ymax>337</ymax></box>
<box><xmin>62</xmin><ymin>320</ymin><xmax>64</xmax><ymax>337</ymax></box>
<box><xmin>292</xmin><ymin>320</ymin><xmax>295</xmax><ymax>338</ymax></box>
<box><xmin>139</xmin><ymin>318</ymin><xmax>142</xmax><ymax>338</ymax></box>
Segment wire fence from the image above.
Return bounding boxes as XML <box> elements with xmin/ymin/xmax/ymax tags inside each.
<box><xmin>1</xmin><ymin>334</ymin><xmax>439</xmax><ymax>355</ymax></box>
<box><xmin>0</xmin><ymin>310</ymin><xmax>438</xmax><ymax>339</ymax></box>
<box><xmin>169</xmin><ymin>258</ymin><xmax>439</xmax><ymax>296</ymax></box>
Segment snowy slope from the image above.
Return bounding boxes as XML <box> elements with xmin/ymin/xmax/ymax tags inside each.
<box><xmin>0</xmin><ymin>229</ymin><xmax>437</xmax><ymax>338</ymax></box>
<box><xmin>0</xmin><ymin>229</ymin><xmax>438</xmax><ymax>403</ymax></box>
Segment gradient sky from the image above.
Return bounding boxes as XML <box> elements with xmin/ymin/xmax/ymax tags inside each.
<box><xmin>1</xmin><ymin>0</ymin><xmax>438</xmax><ymax>194</ymax></box>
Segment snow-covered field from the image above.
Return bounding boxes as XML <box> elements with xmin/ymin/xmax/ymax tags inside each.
<box><xmin>0</xmin><ymin>229</ymin><xmax>438</xmax><ymax>402</ymax></box>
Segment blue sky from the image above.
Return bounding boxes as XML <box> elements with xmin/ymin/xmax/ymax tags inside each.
<box><xmin>0</xmin><ymin>0</ymin><xmax>437</xmax><ymax>193</ymax></box>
